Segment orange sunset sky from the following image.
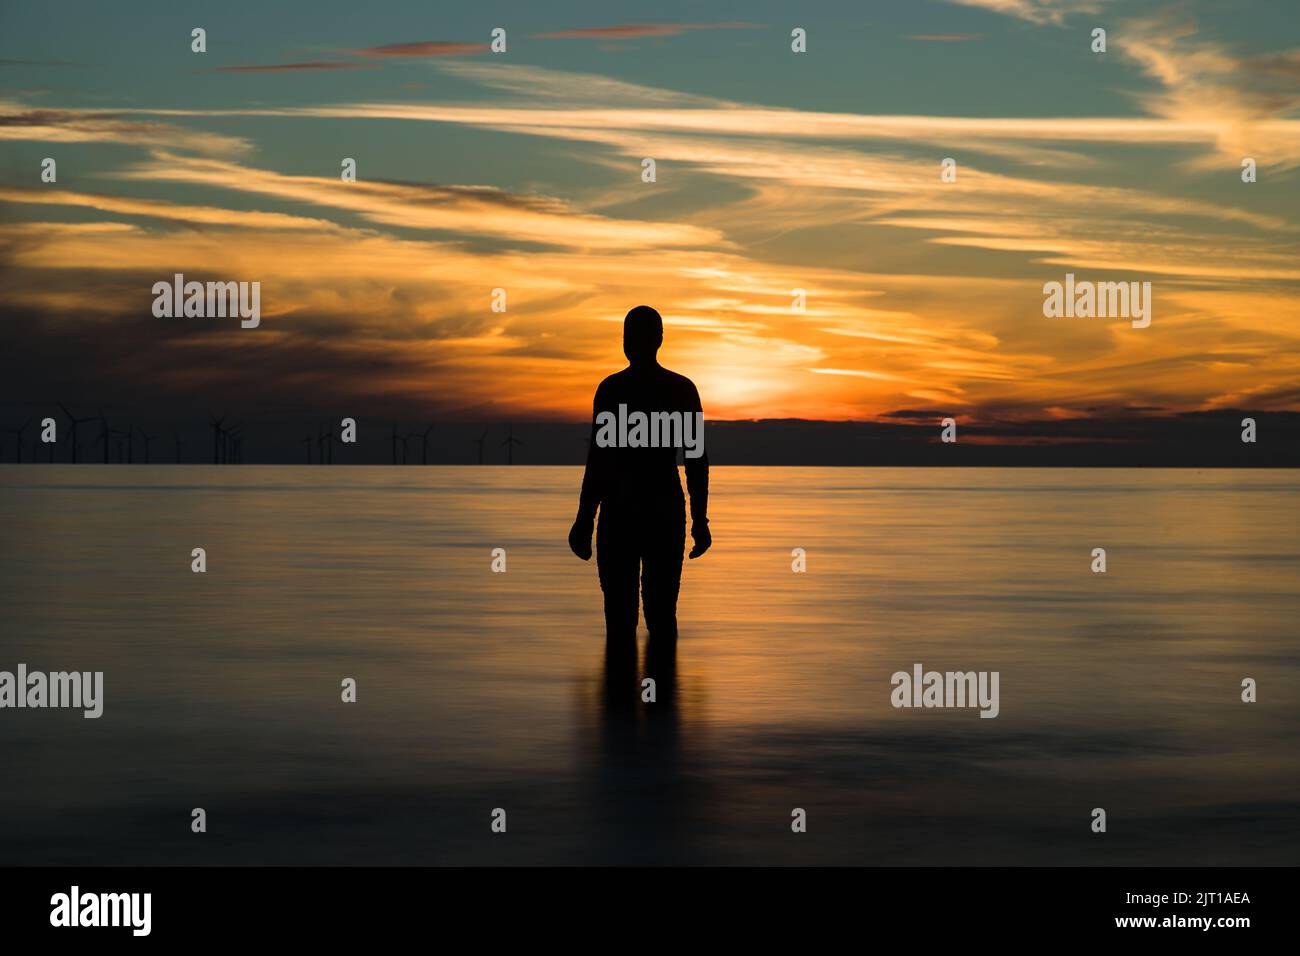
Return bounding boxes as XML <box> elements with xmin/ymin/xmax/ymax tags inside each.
<box><xmin>2</xmin><ymin>0</ymin><xmax>1299</xmax><ymax>426</ymax></box>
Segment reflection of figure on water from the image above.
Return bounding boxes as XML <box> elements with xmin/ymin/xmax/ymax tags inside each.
<box><xmin>598</xmin><ymin>629</ymin><xmax>679</xmax><ymax>756</ymax></box>
<box><xmin>601</xmin><ymin>631</ymin><xmax>678</xmax><ymax>726</ymax></box>
<box><xmin>578</xmin><ymin>630</ymin><xmax>699</xmax><ymax>864</ymax></box>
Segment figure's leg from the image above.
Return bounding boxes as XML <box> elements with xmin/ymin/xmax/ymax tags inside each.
<box><xmin>641</xmin><ymin>502</ymin><xmax>686</xmax><ymax>638</ymax></box>
<box><xmin>602</xmin><ymin>627</ymin><xmax>639</xmax><ymax>716</ymax></box>
<box><xmin>596</xmin><ymin>510</ymin><xmax>639</xmax><ymax>642</ymax></box>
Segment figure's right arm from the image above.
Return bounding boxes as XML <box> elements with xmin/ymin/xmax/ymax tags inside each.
<box><xmin>576</xmin><ymin>390</ymin><xmax>604</xmax><ymax>523</ymax></box>
<box><xmin>569</xmin><ymin>388</ymin><xmax>604</xmax><ymax>560</ymax></box>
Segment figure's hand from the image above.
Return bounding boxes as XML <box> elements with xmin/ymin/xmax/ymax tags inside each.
<box><xmin>568</xmin><ymin>516</ymin><xmax>593</xmax><ymax>560</ymax></box>
<box><xmin>688</xmin><ymin>521</ymin><xmax>711</xmax><ymax>559</ymax></box>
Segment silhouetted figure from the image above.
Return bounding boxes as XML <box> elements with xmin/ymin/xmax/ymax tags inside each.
<box><xmin>569</xmin><ymin>305</ymin><xmax>710</xmax><ymax>642</ymax></box>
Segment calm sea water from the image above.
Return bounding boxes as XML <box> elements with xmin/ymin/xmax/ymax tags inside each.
<box><xmin>0</xmin><ymin>465</ymin><xmax>1297</xmax><ymax>866</ymax></box>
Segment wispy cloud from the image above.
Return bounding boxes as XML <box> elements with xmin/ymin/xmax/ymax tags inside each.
<box><xmin>110</xmin><ymin>152</ymin><xmax>725</xmax><ymax>251</ymax></box>
<box><xmin>533</xmin><ymin>23</ymin><xmax>761</xmax><ymax>41</ymax></box>
<box><xmin>214</xmin><ymin>61</ymin><xmax>377</xmax><ymax>73</ymax></box>
<box><xmin>0</xmin><ymin>101</ymin><xmax>252</xmax><ymax>155</ymax></box>
<box><xmin>1118</xmin><ymin>14</ymin><xmax>1300</xmax><ymax>170</ymax></box>
<box><xmin>0</xmin><ymin>187</ymin><xmax>340</xmax><ymax>231</ymax></box>
<box><xmin>218</xmin><ymin>97</ymin><xmax>1300</xmax><ymax>163</ymax></box>
<box><xmin>433</xmin><ymin>61</ymin><xmax>730</xmax><ymax>107</ymax></box>
<box><xmin>83</xmin><ymin>54</ymin><xmax>1300</xmax><ymax>167</ymax></box>
<box><xmin>342</xmin><ymin>41</ymin><xmax>485</xmax><ymax>58</ymax></box>
<box><xmin>941</xmin><ymin>0</ymin><xmax>1105</xmax><ymax>26</ymax></box>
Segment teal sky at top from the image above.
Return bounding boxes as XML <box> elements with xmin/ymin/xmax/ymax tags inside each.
<box><xmin>4</xmin><ymin>0</ymin><xmax>1295</xmax><ymax>115</ymax></box>
<box><xmin>2</xmin><ymin>0</ymin><xmax>1297</xmax><ymax>256</ymax></box>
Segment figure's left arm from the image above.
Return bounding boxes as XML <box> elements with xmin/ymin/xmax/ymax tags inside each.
<box><xmin>685</xmin><ymin>383</ymin><xmax>710</xmax><ymax>558</ymax></box>
<box><xmin>569</xmin><ymin>389</ymin><xmax>607</xmax><ymax>560</ymax></box>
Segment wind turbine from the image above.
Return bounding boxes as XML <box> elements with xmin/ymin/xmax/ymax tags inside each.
<box><xmin>209</xmin><ymin>413</ymin><xmax>226</xmax><ymax>464</ymax></box>
<box><xmin>318</xmin><ymin>424</ymin><xmax>334</xmax><ymax>465</ymax></box>
<box><xmin>474</xmin><ymin>428</ymin><xmax>488</xmax><ymax>465</ymax></box>
<box><xmin>57</xmin><ymin>402</ymin><xmax>95</xmax><ymax>463</ymax></box>
<box><xmin>302</xmin><ymin>434</ymin><xmax>314</xmax><ymax>464</ymax></box>
<box><xmin>105</xmin><ymin>426</ymin><xmax>124</xmax><ymax>463</ymax></box>
<box><xmin>174</xmin><ymin>431</ymin><xmax>184</xmax><ymax>464</ymax></box>
<box><xmin>95</xmin><ymin>409</ymin><xmax>113</xmax><ymax>464</ymax></box>
<box><xmin>224</xmin><ymin>422</ymin><xmax>244</xmax><ymax>465</ymax></box>
<box><xmin>390</xmin><ymin>424</ymin><xmax>400</xmax><ymax>465</ymax></box>
<box><xmin>1</xmin><ymin>419</ymin><xmax>30</xmax><ymax>463</ymax></box>
<box><xmin>419</xmin><ymin>423</ymin><xmax>435</xmax><ymax>465</ymax></box>
<box><xmin>501</xmin><ymin>423</ymin><xmax>524</xmax><ymax>465</ymax></box>
<box><xmin>105</xmin><ymin>418</ymin><xmax>131</xmax><ymax>463</ymax></box>
<box><xmin>136</xmin><ymin>427</ymin><xmax>155</xmax><ymax>464</ymax></box>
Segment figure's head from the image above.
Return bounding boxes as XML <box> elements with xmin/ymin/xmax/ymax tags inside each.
<box><xmin>623</xmin><ymin>305</ymin><xmax>663</xmax><ymax>364</ymax></box>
